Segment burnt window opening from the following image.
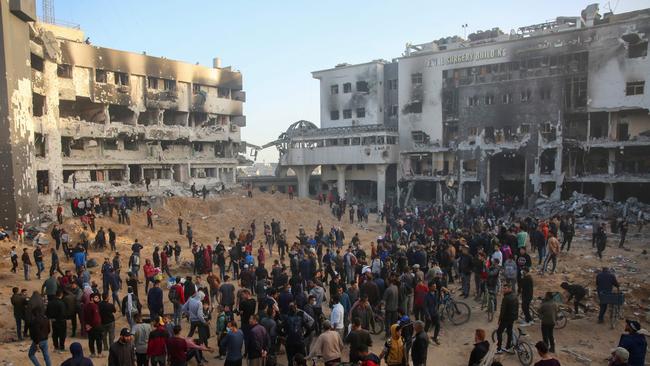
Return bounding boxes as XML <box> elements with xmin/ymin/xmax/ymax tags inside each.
<box><xmin>164</xmin><ymin>79</ymin><xmax>176</xmax><ymax>91</ymax></box>
<box><xmin>411</xmin><ymin>130</ymin><xmax>430</xmax><ymax>144</ymax></box>
<box><xmin>30</xmin><ymin>53</ymin><xmax>44</xmax><ymax>72</ymax></box>
<box><xmin>626</xmin><ymin>81</ymin><xmax>645</xmax><ymax>96</ymax></box>
<box><xmin>330</xmin><ymin>85</ymin><xmax>339</xmax><ymax>95</ymax></box>
<box><xmin>343</xmin><ymin>109</ymin><xmax>352</xmax><ymax>119</ymax></box>
<box><xmin>95</xmin><ymin>69</ymin><xmax>107</xmax><ymax>83</ymax></box>
<box><xmin>540</xmin><ymin>88</ymin><xmax>552</xmax><ymax>100</ymax></box>
<box><xmin>57</xmin><ymin>64</ymin><xmax>72</xmax><ymax>78</ymax></box>
<box><xmin>147</xmin><ymin>77</ymin><xmax>159</xmax><ymax>89</ymax></box>
<box><xmin>389</xmin><ymin>105</ymin><xmax>399</xmax><ymax>117</ymax></box>
<box><xmin>468</xmin><ymin>96</ymin><xmax>479</xmax><ymax>106</ymax></box>
<box><xmin>411</xmin><ymin>73</ymin><xmax>423</xmax><ymax>85</ymax></box>
<box><xmin>388</xmin><ymin>79</ymin><xmax>398</xmax><ymax>90</ymax></box>
<box><xmin>163</xmin><ymin>110</ymin><xmax>188</xmax><ymax>126</ymax></box>
<box><xmin>617</xmin><ymin>123</ymin><xmax>629</xmax><ymax>141</ymax></box>
<box><xmin>326</xmin><ymin>139</ymin><xmax>339</xmax><ymax>147</ymax></box>
<box><xmin>108</xmin><ymin>169</ymin><xmax>124</xmax><ymax>181</ymax></box>
<box><xmin>356</xmin><ymin>108</ymin><xmax>366</xmax><ymax>118</ymax></box>
<box><xmin>520</xmin><ymin>89</ymin><xmax>532</xmax><ymax>102</ymax></box>
<box><xmin>138</xmin><ymin>108</ymin><xmax>160</xmax><ymax>126</ymax></box>
<box><xmin>61</xmin><ymin>137</ymin><xmax>71</xmax><ymax>157</ymax></box>
<box><xmin>217</xmin><ymin>88</ymin><xmax>230</xmax><ymax>98</ymax></box>
<box><xmin>192</xmin><ymin>84</ymin><xmax>203</xmax><ymax>94</ymax></box>
<box><xmin>62</xmin><ymin>170</ymin><xmax>74</xmax><ymax>182</ymax></box>
<box><xmin>115</xmin><ymin>72</ymin><xmax>129</xmax><ymax>86</ymax></box>
<box><xmin>356</xmin><ymin>81</ymin><xmax>369</xmax><ymax>93</ymax></box>
<box><xmin>404</xmin><ymin>101</ymin><xmax>422</xmax><ymax>114</ymax></box>
<box><xmin>330</xmin><ymin>110</ymin><xmax>340</xmax><ymax>120</ymax></box>
<box><xmin>503</xmin><ymin>126</ymin><xmax>514</xmax><ymax>141</ymax></box>
<box><xmin>484</xmin><ymin>127</ymin><xmax>495</xmax><ymax>142</ymax></box>
<box><xmin>628</xmin><ymin>41</ymin><xmax>648</xmax><ymax>58</ymax></box>
<box><xmin>32</xmin><ymin>93</ymin><xmax>45</xmax><ymax>117</ymax></box>
<box><xmin>343</xmin><ymin>83</ymin><xmax>352</xmax><ymax>93</ymax></box>
<box><xmin>484</xmin><ymin>95</ymin><xmax>494</xmax><ymax>105</ymax></box>
<box><xmin>109</xmin><ymin>104</ymin><xmax>135</xmax><ymax>124</ymax></box>
<box><xmin>59</xmin><ymin>97</ymin><xmax>107</xmax><ymax>123</ymax></box>
<box><xmin>124</xmin><ymin>139</ymin><xmax>139</xmax><ymax>151</ymax></box>
<box><xmin>564</xmin><ymin>76</ymin><xmax>587</xmax><ymax>108</ymax></box>
<box><xmin>104</xmin><ymin>139</ymin><xmax>118</xmax><ymax>150</ymax></box>
<box><xmin>442</xmin><ymin>90</ymin><xmax>459</xmax><ymax>118</ymax></box>
<box><xmin>502</xmin><ymin>93</ymin><xmax>512</xmax><ymax>104</ymax></box>
<box><xmin>362</xmin><ymin>136</ymin><xmax>376</xmax><ymax>145</ymax></box>
<box><xmin>351</xmin><ymin>137</ymin><xmax>361</xmax><ymax>145</ymax></box>
<box><xmin>90</xmin><ymin>170</ymin><xmax>105</xmax><ymax>182</ymax></box>
<box><xmin>37</xmin><ymin>170</ymin><xmax>50</xmax><ymax>194</ymax></box>
<box><xmin>468</xmin><ymin>127</ymin><xmax>478</xmax><ymax>136</ymax></box>
<box><xmin>35</xmin><ymin>133</ymin><xmax>46</xmax><ymax>158</ymax></box>
<box><xmin>520</xmin><ymin>124</ymin><xmax>530</xmax><ymax>134</ymax></box>
<box><xmin>193</xmin><ymin>142</ymin><xmax>204</xmax><ymax>152</ymax></box>
<box><xmin>356</xmin><ymin>165</ymin><xmax>365</xmax><ymax>170</ymax></box>
<box><xmin>70</xmin><ymin>139</ymin><xmax>85</xmax><ymax>150</ymax></box>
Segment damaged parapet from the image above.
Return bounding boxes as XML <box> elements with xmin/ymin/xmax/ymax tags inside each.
<box><xmin>0</xmin><ymin>0</ymin><xmax>246</xmax><ymax>227</ymax></box>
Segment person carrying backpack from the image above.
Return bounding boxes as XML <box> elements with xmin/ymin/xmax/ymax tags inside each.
<box><xmin>280</xmin><ymin>302</ymin><xmax>314</xmax><ymax>366</ymax></box>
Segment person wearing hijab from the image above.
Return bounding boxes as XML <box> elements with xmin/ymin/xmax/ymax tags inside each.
<box><xmin>380</xmin><ymin>324</ymin><xmax>406</xmax><ymax>366</ymax></box>
<box><xmin>61</xmin><ymin>342</ymin><xmax>94</xmax><ymax>366</ymax></box>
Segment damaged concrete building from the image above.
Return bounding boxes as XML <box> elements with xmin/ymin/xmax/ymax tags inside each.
<box><xmin>270</xmin><ymin>3</ymin><xmax>650</xmax><ymax>208</ymax></box>
<box><xmin>0</xmin><ymin>0</ymin><xmax>246</xmax><ymax>227</ymax></box>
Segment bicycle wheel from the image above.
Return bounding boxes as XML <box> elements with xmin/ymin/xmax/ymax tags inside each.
<box><xmin>447</xmin><ymin>300</ymin><xmax>471</xmax><ymax>325</ymax></box>
<box><xmin>371</xmin><ymin>316</ymin><xmax>384</xmax><ymax>335</ymax></box>
<box><xmin>610</xmin><ymin>305</ymin><xmax>620</xmax><ymax>330</ymax></box>
<box><xmin>516</xmin><ymin>341</ymin><xmax>534</xmax><ymax>366</ymax></box>
<box><xmin>487</xmin><ymin>298</ymin><xmax>495</xmax><ymax>322</ymax></box>
<box><xmin>555</xmin><ymin>310</ymin><xmax>567</xmax><ymax>329</ymax></box>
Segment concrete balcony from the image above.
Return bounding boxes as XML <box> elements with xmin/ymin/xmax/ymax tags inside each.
<box><xmin>145</xmin><ymin>89</ymin><xmax>180</xmax><ymax>110</ymax></box>
<box><xmin>281</xmin><ymin>144</ymin><xmax>399</xmax><ymax>166</ymax></box>
<box><xmin>92</xmin><ymin>82</ymin><xmax>131</xmax><ymax>105</ymax></box>
<box><xmin>192</xmin><ymin>93</ymin><xmax>243</xmax><ymax>115</ymax></box>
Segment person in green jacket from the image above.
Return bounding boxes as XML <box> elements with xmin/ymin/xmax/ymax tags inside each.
<box><xmin>537</xmin><ymin>292</ymin><xmax>558</xmax><ymax>353</ymax></box>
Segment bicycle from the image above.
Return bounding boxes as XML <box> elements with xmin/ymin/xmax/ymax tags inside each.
<box><xmin>599</xmin><ymin>290</ymin><xmax>625</xmax><ymax>330</ymax></box>
<box><xmin>491</xmin><ymin>327</ymin><xmax>534</xmax><ymax>366</ymax></box>
<box><xmin>440</xmin><ymin>292</ymin><xmax>471</xmax><ymax>325</ymax></box>
<box><xmin>370</xmin><ymin>303</ymin><xmax>385</xmax><ymax>335</ymax></box>
<box><xmin>481</xmin><ymin>290</ymin><xmax>497</xmax><ymax>322</ymax></box>
<box><xmin>529</xmin><ymin>297</ymin><xmax>569</xmax><ymax>329</ymax></box>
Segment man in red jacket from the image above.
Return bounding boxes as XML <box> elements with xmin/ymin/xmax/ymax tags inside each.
<box><xmin>84</xmin><ymin>293</ymin><xmax>103</xmax><ymax>357</ymax></box>
<box><xmin>147</xmin><ymin>317</ymin><xmax>169</xmax><ymax>365</ymax></box>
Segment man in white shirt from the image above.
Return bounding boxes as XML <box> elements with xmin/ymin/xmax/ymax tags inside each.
<box><xmin>330</xmin><ymin>294</ymin><xmax>345</xmax><ymax>339</ymax></box>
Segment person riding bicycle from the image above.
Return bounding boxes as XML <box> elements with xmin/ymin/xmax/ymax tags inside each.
<box><xmin>496</xmin><ymin>282</ymin><xmax>519</xmax><ymax>354</ymax></box>
<box><xmin>486</xmin><ymin>258</ymin><xmax>501</xmax><ymax>310</ymax></box>
<box><xmin>560</xmin><ymin>282</ymin><xmax>587</xmax><ymax>316</ymax></box>
<box><xmin>596</xmin><ymin>267</ymin><xmax>619</xmax><ymax>324</ymax></box>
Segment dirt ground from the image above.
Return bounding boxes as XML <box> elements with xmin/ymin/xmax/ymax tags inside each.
<box><xmin>0</xmin><ymin>189</ymin><xmax>648</xmax><ymax>366</ymax></box>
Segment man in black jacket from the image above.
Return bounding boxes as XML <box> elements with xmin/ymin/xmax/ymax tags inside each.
<box><xmin>46</xmin><ymin>290</ymin><xmax>68</xmax><ymax>352</ymax></box>
<box><xmin>468</xmin><ymin>329</ymin><xmax>490</xmax><ymax>366</ymax></box>
<box><xmin>519</xmin><ymin>268</ymin><xmax>534</xmax><ymax>325</ymax></box>
<box><xmin>11</xmin><ymin>287</ymin><xmax>27</xmax><ymax>340</ymax></box>
<box><xmin>411</xmin><ymin>320</ymin><xmax>428</xmax><ymax>366</ymax></box>
<box><xmin>496</xmin><ymin>282</ymin><xmax>518</xmax><ymax>353</ymax></box>
<box><xmin>28</xmin><ymin>308</ymin><xmax>51</xmax><ymax>366</ymax></box>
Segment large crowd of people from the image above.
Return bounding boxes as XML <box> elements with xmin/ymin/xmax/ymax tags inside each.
<box><xmin>2</xmin><ymin>191</ymin><xmax>647</xmax><ymax>366</ymax></box>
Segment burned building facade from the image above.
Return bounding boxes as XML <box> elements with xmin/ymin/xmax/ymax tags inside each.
<box><xmin>399</xmin><ymin>4</ymin><xmax>650</xmax><ymax>205</ymax></box>
<box><xmin>0</xmin><ymin>0</ymin><xmax>246</xmax><ymax>227</ymax></box>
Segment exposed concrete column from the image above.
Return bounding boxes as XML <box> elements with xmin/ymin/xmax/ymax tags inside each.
<box><xmin>294</xmin><ymin>165</ymin><xmax>315</xmax><ymax>198</ymax></box>
<box><xmin>436</xmin><ymin>182</ymin><xmax>443</xmax><ymax>204</ymax></box>
<box><xmin>605</xmin><ymin>183</ymin><xmax>614</xmax><ymax>201</ymax></box>
<box><xmin>376</xmin><ymin>164</ymin><xmax>387</xmax><ymax>210</ymax></box>
<box><xmin>335</xmin><ymin>165</ymin><xmax>347</xmax><ymax>200</ymax></box>
<box><xmin>608</xmin><ymin>149</ymin><xmax>616</xmax><ymax>175</ymax></box>
<box><xmin>457</xmin><ymin>159</ymin><xmax>464</xmax><ymax>204</ymax></box>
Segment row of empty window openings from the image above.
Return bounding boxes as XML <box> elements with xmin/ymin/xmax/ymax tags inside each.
<box><xmin>330</xmin><ymin>81</ymin><xmax>369</xmax><ymax>95</ymax></box>
<box><xmin>291</xmin><ymin>135</ymin><xmax>397</xmax><ymax>148</ymax></box>
<box><xmin>467</xmin><ymin>88</ymin><xmax>552</xmax><ymax>106</ymax></box>
<box><xmin>331</xmin><ymin>108</ymin><xmax>365</xmax><ymax>120</ymax></box>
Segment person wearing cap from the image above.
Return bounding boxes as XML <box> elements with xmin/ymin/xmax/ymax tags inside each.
<box><xmin>108</xmin><ymin>328</ymin><xmax>135</xmax><ymax>366</ymax></box>
<box><xmin>308</xmin><ymin>319</ymin><xmax>344</xmax><ymax>366</ymax></box>
<box><xmin>610</xmin><ymin>346</ymin><xmax>630</xmax><ymax>366</ymax></box>
<box><xmin>618</xmin><ymin>319</ymin><xmax>647</xmax><ymax>366</ymax></box>
<box><xmin>61</xmin><ymin>342</ymin><xmax>93</xmax><ymax>366</ymax></box>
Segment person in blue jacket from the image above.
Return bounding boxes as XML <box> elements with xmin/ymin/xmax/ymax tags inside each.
<box><xmin>618</xmin><ymin>319</ymin><xmax>647</xmax><ymax>366</ymax></box>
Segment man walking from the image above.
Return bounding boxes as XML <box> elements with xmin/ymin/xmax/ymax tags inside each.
<box><xmin>28</xmin><ymin>308</ymin><xmax>52</xmax><ymax>366</ymax></box>
<box><xmin>46</xmin><ymin>290</ymin><xmax>67</xmax><ymax>353</ymax></box>
<box><xmin>596</xmin><ymin>267</ymin><xmax>619</xmax><ymax>324</ymax></box>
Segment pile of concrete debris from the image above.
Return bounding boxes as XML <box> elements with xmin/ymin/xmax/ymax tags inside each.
<box><xmin>532</xmin><ymin>191</ymin><xmax>649</xmax><ymax>221</ymax></box>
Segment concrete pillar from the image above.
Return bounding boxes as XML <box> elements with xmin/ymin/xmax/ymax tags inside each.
<box><xmin>335</xmin><ymin>165</ymin><xmax>347</xmax><ymax>200</ymax></box>
<box><xmin>376</xmin><ymin>164</ymin><xmax>387</xmax><ymax>210</ymax></box>
<box><xmin>294</xmin><ymin>165</ymin><xmax>314</xmax><ymax>198</ymax></box>
<box><xmin>436</xmin><ymin>182</ymin><xmax>443</xmax><ymax>204</ymax></box>
<box><xmin>605</xmin><ymin>183</ymin><xmax>614</xmax><ymax>201</ymax></box>
<box><xmin>608</xmin><ymin>149</ymin><xmax>616</xmax><ymax>175</ymax></box>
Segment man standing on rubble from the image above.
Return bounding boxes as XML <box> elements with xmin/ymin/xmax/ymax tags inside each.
<box><xmin>596</xmin><ymin>223</ymin><xmax>608</xmax><ymax>259</ymax></box>
<box><xmin>596</xmin><ymin>267</ymin><xmax>619</xmax><ymax>324</ymax></box>
<box><xmin>618</xmin><ymin>218</ymin><xmax>628</xmax><ymax>248</ymax></box>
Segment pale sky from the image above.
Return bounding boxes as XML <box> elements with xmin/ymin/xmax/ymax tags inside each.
<box><xmin>42</xmin><ymin>0</ymin><xmax>649</xmax><ymax>162</ymax></box>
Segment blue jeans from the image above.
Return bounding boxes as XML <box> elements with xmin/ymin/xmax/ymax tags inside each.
<box><xmin>28</xmin><ymin>340</ymin><xmax>52</xmax><ymax>366</ymax></box>
<box><xmin>460</xmin><ymin>273</ymin><xmax>471</xmax><ymax>296</ymax></box>
<box><xmin>537</xmin><ymin>246</ymin><xmax>546</xmax><ymax>265</ymax></box>
<box><xmin>36</xmin><ymin>261</ymin><xmax>45</xmax><ymax>277</ymax></box>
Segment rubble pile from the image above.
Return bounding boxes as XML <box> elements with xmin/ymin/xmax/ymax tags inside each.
<box><xmin>532</xmin><ymin>191</ymin><xmax>650</xmax><ymax>221</ymax></box>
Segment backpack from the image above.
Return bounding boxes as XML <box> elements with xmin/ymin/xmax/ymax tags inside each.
<box><xmin>168</xmin><ymin>286</ymin><xmax>179</xmax><ymax>303</ymax></box>
<box><xmin>350</xmin><ymin>254</ymin><xmax>358</xmax><ymax>266</ymax></box>
<box><xmin>504</xmin><ymin>260</ymin><xmax>517</xmax><ymax>279</ymax></box>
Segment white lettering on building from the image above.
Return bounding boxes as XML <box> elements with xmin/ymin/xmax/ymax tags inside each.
<box><xmin>427</xmin><ymin>48</ymin><xmax>507</xmax><ymax>67</ymax></box>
